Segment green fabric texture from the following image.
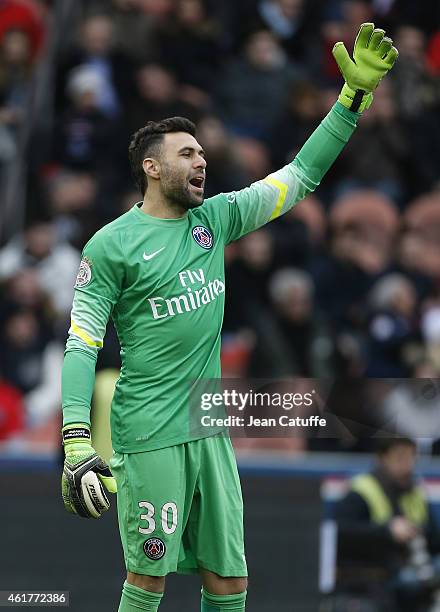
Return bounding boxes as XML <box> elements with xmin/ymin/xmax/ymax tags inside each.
<box><xmin>62</xmin><ymin>103</ymin><xmax>358</xmax><ymax>453</ymax></box>
<box><xmin>293</xmin><ymin>101</ymin><xmax>358</xmax><ymax>189</ymax></box>
<box><xmin>110</xmin><ymin>435</ymin><xmax>246</xmax><ymax>577</ymax></box>
<box><xmin>118</xmin><ymin>582</ymin><xmax>163</xmax><ymax>612</ymax></box>
<box><xmin>201</xmin><ymin>589</ymin><xmax>247</xmax><ymax>611</ymax></box>
<box><xmin>62</xmin><ymin>349</ymin><xmax>97</xmax><ymax>426</ymax></box>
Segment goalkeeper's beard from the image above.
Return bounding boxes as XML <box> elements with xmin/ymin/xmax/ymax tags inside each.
<box><xmin>160</xmin><ymin>163</ymin><xmax>204</xmax><ymax>210</ymax></box>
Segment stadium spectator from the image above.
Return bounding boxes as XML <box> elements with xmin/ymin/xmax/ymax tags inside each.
<box><xmin>334</xmin><ymin>438</ymin><xmax>440</xmax><ymax>612</ymax></box>
<box><xmin>224</xmin><ymin>228</ymin><xmax>275</xmax><ymax>337</ymax></box>
<box><xmin>127</xmin><ymin>63</ymin><xmax>203</xmax><ymax>135</ymax></box>
<box><xmin>157</xmin><ymin>0</ymin><xmax>223</xmax><ymax>97</ymax></box>
<box><xmin>427</xmin><ymin>29</ymin><xmax>440</xmax><ymax>76</ymax></box>
<box><xmin>337</xmin><ymin>80</ymin><xmax>409</xmax><ymax>205</ymax></box>
<box><xmin>256</xmin><ymin>0</ymin><xmax>310</xmax><ymax>59</ymax></box>
<box><xmin>366</xmin><ymin>274</ymin><xmax>418</xmax><ymax>377</ymax></box>
<box><xmin>318</xmin><ymin>1</ymin><xmax>374</xmax><ymax>84</ymax></box>
<box><xmin>313</xmin><ymin>190</ymin><xmax>400</xmax><ymax>331</ymax></box>
<box><xmin>46</xmin><ymin>169</ymin><xmax>101</xmax><ymax>246</ymax></box>
<box><xmin>400</xmin><ymin>193</ymin><xmax>440</xmax><ymax>280</ymax></box>
<box><xmin>267</xmin><ymin>267</ymin><xmax>336</xmax><ymax>377</ymax></box>
<box><xmin>0</xmin><ymin>376</ymin><xmax>25</xmax><ymax>441</ymax></box>
<box><xmin>391</xmin><ymin>25</ymin><xmax>440</xmax><ymax>119</ymax></box>
<box><xmin>420</xmin><ymin>304</ymin><xmax>440</xmax><ymax>376</ymax></box>
<box><xmin>233</xmin><ymin>136</ymin><xmax>272</xmax><ymax>184</ymax></box>
<box><xmin>1</xmin><ymin>308</ymin><xmax>50</xmax><ymax>392</ymax></box>
<box><xmin>0</xmin><ymin>307</ymin><xmax>63</xmax><ymax>428</ymax></box>
<box><xmin>390</xmin><ymin>26</ymin><xmax>440</xmax><ymax>193</ymax></box>
<box><xmin>268</xmin><ymin>79</ymin><xmax>324</xmax><ymax>168</ymax></box>
<box><xmin>109</xmin><ymin>0</ymin><xmax>160</xmax><ymax>62</ymax></box>
<box><xmin>55</xmin><ymin>13</ymin><xmax>135</xmax><ymax>118</ymax></box>
<box><xmin>0</xmin><ymin>28</ymin><xmax>34</xmax><ymax>144</ymax></box>
<box><xmin>0</xmin><ymin>219</ymin><xmax>80</xmax><ymax>319</ymax></box>
<box><xmin>370</xmin><ymin>0</ymin><xmax>440</xmax><ymax>34</ymax></box>
<box><xmin>0</xmin><ymin>0</ymin><xmax>45</xmax><ymax>60</ymax></box>
<box><xmin>54</xmin><ymin>65</ymin><xmax>127</xmax><ymax>173</ymax></box>
<box><xmin>216</xmin><ymin>28</ymin><xmax>302</xmax><ymax>138</ymax></box>
<box><xmin>267</xmin><ymin>193</ymin><xmax>327</xmax><ymax>270</ymax></box>
<box><xmin>196</xmin><ymin>115</ymin><xmax>249</xmax><ymax>197</ymax></box>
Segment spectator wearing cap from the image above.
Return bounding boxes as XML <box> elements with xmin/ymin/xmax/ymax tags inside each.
<box><xmin>0</xmin><ymin>0</ymin><xmax>45</xmax><ymax>61</ymax></box>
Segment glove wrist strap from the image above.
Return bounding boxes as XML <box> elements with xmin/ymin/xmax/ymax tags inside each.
<box><xmin>62</xmin><ymin>425</ymin><xmax>91</xmax><ymax>445</ymax></box>
<box><xmin>338</xmin><ymin>84</ymin><xmax>373</xmax><ymax>113</ymax></box>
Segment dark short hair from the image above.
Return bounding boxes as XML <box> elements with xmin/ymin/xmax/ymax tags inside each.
<box><xmin>376</xmin><ymin>437</ymin><xmax>416</xmax><ymax>456</ymax></box>
<box><xmin>128</xmin><ymin>117</ymin><xmax>196</xmax><ymax>195</ymax></box>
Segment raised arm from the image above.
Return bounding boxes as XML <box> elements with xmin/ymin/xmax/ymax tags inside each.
<box><xmin>206</xmin><ymin>23</ymin><xmax>398</xmax><ymax>244</ymax></box>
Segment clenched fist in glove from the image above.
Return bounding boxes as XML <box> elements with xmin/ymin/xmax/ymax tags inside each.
<box><xmin>62</xmin><ymin>424</ymin><xmax>117</xmax><ymax>519</ymax></box>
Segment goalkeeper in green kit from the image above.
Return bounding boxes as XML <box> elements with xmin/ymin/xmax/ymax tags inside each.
<box><xmin>61</xmin><ymin>24</ymin><xmax>398</xmax><ymax>612</ymax></box>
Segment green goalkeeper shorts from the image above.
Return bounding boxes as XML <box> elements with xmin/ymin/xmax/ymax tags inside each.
<box><xmin>109</xmin><ymin>434</ymin><xmax>247</xmax><ymax>577</ymax></box>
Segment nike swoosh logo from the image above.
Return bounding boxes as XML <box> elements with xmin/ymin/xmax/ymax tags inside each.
<box><xmin>143</xmin><ymin>247</ymin><xmax>165</xmax><ymax>261</ymax></box>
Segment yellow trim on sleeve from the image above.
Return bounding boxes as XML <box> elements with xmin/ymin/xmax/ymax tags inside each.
<box><xmin>70</xmin><ymin>319</ymin><xmax>103</xmax><ymax>348</ymax></box>
<box><xmin>263</xmin><ymin>176</ymin><xmax>288</xmax><ymax>220</ymax></box>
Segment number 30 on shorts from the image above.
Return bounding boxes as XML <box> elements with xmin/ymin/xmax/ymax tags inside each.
<box><xmin>138</xmin><ymin>501</ymin><xmax>178</xmax><ymax>535</ymax></box>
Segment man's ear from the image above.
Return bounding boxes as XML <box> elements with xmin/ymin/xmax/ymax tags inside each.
<box><xmin>143</xmin><ymin>158</ymin><xmax>160</xmax><ymax>181</ymax></box>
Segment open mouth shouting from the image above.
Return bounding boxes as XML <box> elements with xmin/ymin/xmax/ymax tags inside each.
<box><xmin>189</xmin><ymin>175</ymin><xmax>205</xmax><ymax>195</ymax></box>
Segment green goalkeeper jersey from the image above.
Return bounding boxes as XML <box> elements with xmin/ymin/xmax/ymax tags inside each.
<box><xmin>62</xmin><ymin>102</ymin><xmax>359</xmax><ymax>453</ymax></box>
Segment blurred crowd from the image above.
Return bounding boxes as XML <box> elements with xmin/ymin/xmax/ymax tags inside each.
<box><xmin>0</xmin><ymin>0</ymin><xmax>440</xmax><ymax>448</ymax></box>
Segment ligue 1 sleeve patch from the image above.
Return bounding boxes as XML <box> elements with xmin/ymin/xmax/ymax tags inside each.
<box><xmin>75</xmin><ymin>257</ymin><xmax>92</xmax><ymax>288</ymax></box>
<box><xmin>143</xmin><ymin>537</ymin><xmax>166</xmax><ymax>560</ymax></box>
<box><xmin>192</xmin><ymin>226</ymin><xmax>213</xmax><ymax>250</ymax></box>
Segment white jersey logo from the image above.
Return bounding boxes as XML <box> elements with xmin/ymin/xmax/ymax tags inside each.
<box><xmin>75</xmin><ymin>257</ymin><xmax>92</xmax><ymax>288</ymax></box>
<box><xmin>143</xmin><ymin>247</ymin><xmax>165</xmax><ymax>261</ymax></box>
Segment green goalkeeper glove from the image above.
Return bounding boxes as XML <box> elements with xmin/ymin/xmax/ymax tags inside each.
<box><xmin>61</xmin><ymin>424</ymin><xmax>117</xmax><ymax>519</ymax></box>
<box><xmin>333</xmin><ymin>22</ymin><xmax>399</xmax><ymax>113</ymax></box>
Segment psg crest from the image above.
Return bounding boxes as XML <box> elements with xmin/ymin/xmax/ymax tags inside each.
<box><xmin>143</xmin><ymin>537</ymin><xmax>166</xmax><ymax>560</ymax></box>
<box><xmin>192</xmin><ymin>226</ymin><xmax>213</xmax><ymax>250</ymax></box>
